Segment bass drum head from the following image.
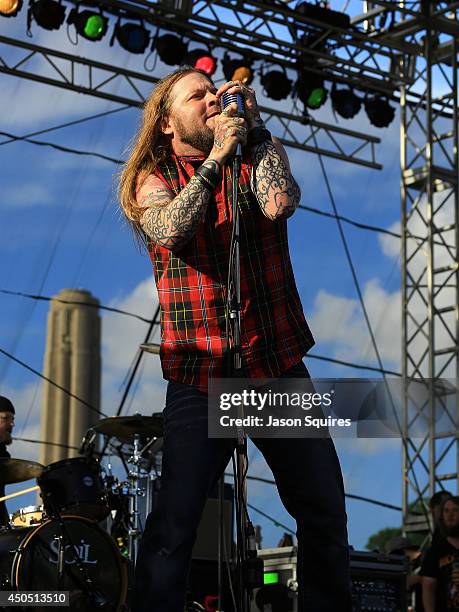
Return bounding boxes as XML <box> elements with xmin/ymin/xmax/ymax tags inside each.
<box><xmin>10</xmin><ymin>516</ymin><xmax>127</xmax><ymax>611</ymax></box>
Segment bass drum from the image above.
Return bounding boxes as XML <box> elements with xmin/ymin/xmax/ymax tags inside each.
<box><xmin>0</xmin><ymin>516</ymin><xmax>128</xmax><ymax>611</ymax></box>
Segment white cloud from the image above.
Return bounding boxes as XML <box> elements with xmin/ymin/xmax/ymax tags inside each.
<box><xmin>101</xmin><ymin>276</ymin><xmax>166</xmax><ymax>416</ymax></box>
<box><xmin>379</xmin><ymin>220</ymin><xmax>401</xmax><ymax>258</ymax></box>
<box><xmin>308</xmin><ymin>278</ymin><xmax>402</xmax><ymax>369</ymax></box>
<box><xmin>2</xmin><ymin>182</ymin><xmax>54</xmax><ymax>207</ymax></box>
<box><xmin>0</xmin><ymin>14</ymin><xmax>155</xmax><ymax>130</ymax></box>
<box><xmin>0</xmin><ymin>76</ymin><xmax>116</xmax><ymax>129</ymax></box>
<box><xmin>307</xmin><ymin>187</ymin><xmax>458</xmax><ymax>382</ymax></box>
<box><xmin>102</xmin><ymin>276</ymin><xmax>159</xmax><ymax>372</ymax></box>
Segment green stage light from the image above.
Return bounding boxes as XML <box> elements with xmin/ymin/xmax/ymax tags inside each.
<box><xmin>0</xmin><ymin>0</ymin><xmax>23</xmax><ymax>17</ymax></box>
<box><xmin>264</xmin><ymin>572</ymin><xmax>280</xmax><ymax>585</ymax></box>
<box><xmin>67</xmin><ymin>9</ymin><xmax>108</xmax><ymax>42</ymax></box>
<box><xmin>296</xmin><ymin>72</ymin><xmax>327</xmax><ymax>110</ymax></box>
<box><xmin>29</xmin><ymin>0</ymin><xmax>66</xmax><ymax>30</ymax></box>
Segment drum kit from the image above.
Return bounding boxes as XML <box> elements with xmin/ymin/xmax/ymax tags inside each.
<box><xmin>0</xmin><ymin>414</ymin><xmax>164</xmax><ymax>611</ymax></box>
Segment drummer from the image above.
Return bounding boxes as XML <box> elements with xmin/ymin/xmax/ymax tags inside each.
<box><xmin>0</xmin><ymin>396</ymin><xmax>15</xmax><ymax>526</ymax></box>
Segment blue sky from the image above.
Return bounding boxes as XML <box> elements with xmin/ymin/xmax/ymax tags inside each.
<box><xmin>0</xmin><ymin>1</ymin><xmax>434</xmax><ymax>551</ymax></box>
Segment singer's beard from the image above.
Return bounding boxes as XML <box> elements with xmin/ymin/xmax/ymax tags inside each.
<box><xmin>174</xmin><ymin>115</ymin><xmax>214</xmax><ymax>155</ymax></box>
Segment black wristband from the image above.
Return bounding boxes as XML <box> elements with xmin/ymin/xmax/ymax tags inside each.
<box><xmin>198</xmin><ymin>163</ymin><xmax>221</xmax><ymax>184</ymax></box>
<box><xmin>247</xmin><ymin>127</ymin><xmax>272</xmax><ymax>147</ymax></box>
<box><xmin>193</xmin><ymin>171</ymin><xmax>214</xmax><ymax>191</ymax></box>
<box><xmin>195</xmin><ymin>164</ymin><xmax>221</xmax><ymax>190</ymax></box>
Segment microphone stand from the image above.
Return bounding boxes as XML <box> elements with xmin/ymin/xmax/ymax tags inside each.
<box><xmin>221</xmin><ymin>92</ymin><xmax>263</xmax><ymax>611</ymax></box>
<box><xmin>226</xmin><ymin>144</ymin><xmax>251</xmax><ymax>612</ymax></box>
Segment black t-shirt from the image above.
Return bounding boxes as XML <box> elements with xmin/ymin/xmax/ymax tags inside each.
<box><xmin>0</xmin><ymin>443</ymin><xmax>10</xmax><ymax>526</ymax></box>
<box><xmin>422</xmin><ymin>538</ymin><xmax>459</xmax><ymax>611</ymax></box>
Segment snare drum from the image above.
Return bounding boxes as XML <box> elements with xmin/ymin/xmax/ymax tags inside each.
<box><xmin>11</xmin><ymin>505</ymin><xmax>45</xmax><ymax>527</ymax></box>
<box><xmin>38</xmin><ymin>457</ymin><xmax>109</xmax><ymax>521</ymax></box>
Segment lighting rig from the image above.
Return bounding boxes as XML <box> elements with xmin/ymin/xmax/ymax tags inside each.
<box><xmin>0</xmin><ymin>0</ymin><xmax>398</xmax><ymax>130</ymax></box>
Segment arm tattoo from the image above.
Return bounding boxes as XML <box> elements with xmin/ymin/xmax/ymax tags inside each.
<box><xmin>140</xmin><ymin>161</ymin><xmax>219</xmax><ymax>251</ymax></box>
<box><xmin>250</xmin><ymin>140</ymin><xmax>301</xmax><ymax>220</ymax></box>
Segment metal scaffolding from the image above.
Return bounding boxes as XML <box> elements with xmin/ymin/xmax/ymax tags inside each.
<box><xmin>400</xmin><ymin>4</ymin><xmax>459</xmax><ymax>527</ymax></box>
<box><xmin>1</xmin><ymin>0</ymin><xmax>459</xmax><ymax>526</ymax></box>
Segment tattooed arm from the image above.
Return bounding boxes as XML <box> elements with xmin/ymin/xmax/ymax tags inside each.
<box><xmin>215</xmin><ymin>80</ymin><xmax>300</xmax><ymax>221</ymax></box>
<box><xmin>137</xmin><ymin>158</ymin><xmax>221</xmax><ymax>252</ymax></box>
<box><xmin>136</xmin><ymin>105</ymin><xmax>246</xmax><ymax>251</ymax></box>
<box><xmin>249</xmin><ymin>135</ymin><xmax>301</xmax><ymax>221</ymax></box>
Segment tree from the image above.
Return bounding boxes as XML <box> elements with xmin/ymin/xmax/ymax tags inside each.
<box><xmin>366</xmin><ymin>498</ymin><xmax>431</xmax><ymax>552</ymax></box>
<box><xmin>366</xmin><ymin>527</ymin><xmax>402</xmax><ymax>552</ymax></box>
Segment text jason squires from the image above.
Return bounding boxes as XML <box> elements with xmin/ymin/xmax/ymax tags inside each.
<box><xmin>217</xmin><ymin>389</ymin><xmax>352</xmax><ymax>429</ymax></box>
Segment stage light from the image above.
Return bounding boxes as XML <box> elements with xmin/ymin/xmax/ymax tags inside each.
<box><xmin>113</xmin><ymin>21</ymin><xmax>150</xmax><ymax>54</ymax></box>
<box><xmin>29</xmin><ymin>0</ymin><xmax>65</xmax><ymax>30</ymax></box>
<box><xmin>260</xmin><ymin>70</ymin><xmax>292</xmax><ymax>101</ymax></box>
<box><xmin>67</xmin><ymin>8</ymin><xmax>108</xmax><ymax>42</ymax></box>
<box><xmin>295</xmin><ymin>1</ymin><xmax>351</xmax><ymax>29</ymax></box>
<box><xmin>264</xmin><ymin>572</ymin><xmax>280</xmax><ymax>585</ymax></box>
<box><xmin>155</xmin><ymin>33</ymin><xmax>187</xmax><ymax>65</ymax></box>
<box><xmin>222</xmin><ymin>54</ymin><xmax>253</xmax><ymax>84</ymax></box>
<box><xmin>364</xmin><ymin>94</ymin><xmax>395</xmax><ymax>128</ymax></box>
<box><xmin>296</xmin><ymin>71</ymin><xmax>327</xmax><ymax>109</ymax></box>
<box><xmin>0</xmin><ymin>0</ymin><xmax>22</xmax><ymax>17</ymax></box>
<box><xmin>330</xmin><ymin>84</ymin><xmax>361</xmax><ymax>119</ymax></box>
<box><xmin>183</xmin><ymin>49</ymin><xmax>217</xmax><ymax>76</ymax></box>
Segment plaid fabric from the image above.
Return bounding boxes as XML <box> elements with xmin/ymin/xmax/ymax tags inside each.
<box><xmin>141</xmin><ymin>153</ymin><xmax>315</xmax><ymax>391</ymax></box>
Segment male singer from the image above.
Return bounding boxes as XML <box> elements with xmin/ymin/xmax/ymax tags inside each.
<box><xmin>119</xmin><ymin>67</ymin><xmax>351</xmax><ymax>611</ymax></box>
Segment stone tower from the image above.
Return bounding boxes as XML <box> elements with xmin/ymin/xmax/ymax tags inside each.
<box><xmin>40</xmin><ymin>289</ymin><xmax>101</xmax><ymax>464</ymax></box>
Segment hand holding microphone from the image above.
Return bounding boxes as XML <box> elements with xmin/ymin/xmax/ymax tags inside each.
<box><xmin>208</xmin><ymin>99</ymin><xmax>247</xmax><ymax>165</ymax></box>
<box><xmin>216</xmin><ymin>80</ymin><xmax>263</xmax><ymax>130</ymax></box>
<box><xmin>208</xmin><ymin>80</ymin><xmax>263</xmax><ymax>166</ymax></box>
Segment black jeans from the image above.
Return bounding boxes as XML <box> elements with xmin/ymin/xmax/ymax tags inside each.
<box><xmin>133</xmin><ymin>362</ymin><xmax>352</xmax><ymax>612</ymax></box>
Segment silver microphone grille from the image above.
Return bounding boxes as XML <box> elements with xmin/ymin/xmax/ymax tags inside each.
<box><xmin>221</xmin><ymin>92</ymin><xmax>245</xmax><ymax>116</ymax></box>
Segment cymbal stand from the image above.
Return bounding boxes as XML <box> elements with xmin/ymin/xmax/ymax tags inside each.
<box><xmin>127</xmin><ymin>433</ymin><xmax>146</xmax><ymax>564</ymax></box>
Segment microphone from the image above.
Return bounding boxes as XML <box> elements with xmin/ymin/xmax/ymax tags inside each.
<box><xmin>221</xmin><ymin>91</ymin><xmax>245</xmax><ymax>158</ymax></box>
<box><xmin>79</xmin><ymin>428</ymin><xmax>97</xmax><ymax>456</ymax></box>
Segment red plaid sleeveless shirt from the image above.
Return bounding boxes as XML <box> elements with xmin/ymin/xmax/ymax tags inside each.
<box><xmin>138</xmin><ymin>153</ymin><xmax>314</xmax><ymax>392</ymax></box>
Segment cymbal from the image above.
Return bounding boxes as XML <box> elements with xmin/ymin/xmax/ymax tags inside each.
<box><xmin>0</xmin><ymin>458</ymin><xmax>44</xmax><ymax>484</ymax></box>
<box><xmin>93</xmin><ymin>415</ymin><xmax>163</xmax><ymax>441</ymax></box>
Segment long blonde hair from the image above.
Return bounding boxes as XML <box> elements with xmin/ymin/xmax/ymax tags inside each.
<box><xmin>118</xmin><ymin>67</ymin><xmax>209</xmax><ymax>244</ymax></box>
